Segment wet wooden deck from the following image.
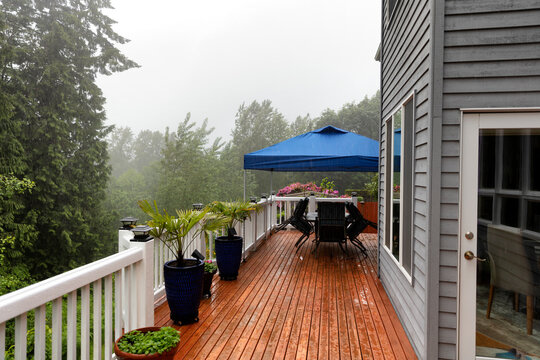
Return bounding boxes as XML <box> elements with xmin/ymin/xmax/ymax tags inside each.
<box><xmin>154</xmin><ymin>230</ymin><xmax>417</xmax><ymax>360</ymax></box>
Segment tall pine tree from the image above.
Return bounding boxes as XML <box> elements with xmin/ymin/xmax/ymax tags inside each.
<box><xmin>0</xmin><ymin>0</ymin><xmax>138</xmax><ymax>279</ymax></box>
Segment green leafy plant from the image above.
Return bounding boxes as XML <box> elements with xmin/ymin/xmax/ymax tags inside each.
<box><xmin>207</xmin><ymin>201</ymin><xmax>262</xmax><ymax>238</ymax></box>
<box><xmin>138</xmin><ymin>201</ymin><xmax>221</xmax><ymax>264</ymax></box>
<box><xmin>204</xmin><ymin>261</ymin><xmax>218</xmax><ymax>273</ymax></box>
<box><xmin>117</xmin><ymin>327</ymin><xmax>180</xmax><ymax>355</ymax></box>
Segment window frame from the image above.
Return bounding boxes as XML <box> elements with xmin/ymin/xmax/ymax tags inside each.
<box><xmin>383</xmin><ymin>92</ymin><xmax>415</xmax><ymax>282</ymax></box>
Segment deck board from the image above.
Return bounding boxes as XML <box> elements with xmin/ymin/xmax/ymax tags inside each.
<box><xmin>154</xmin><ymin>231</ymin><xmax>418</xmax><ymax>360</ymax></box>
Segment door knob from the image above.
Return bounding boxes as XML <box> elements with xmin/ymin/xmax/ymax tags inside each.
<box><xmin>464</xmin><ymin>251</ymin><xmax>486</xmax><ymax>262</ymax></box>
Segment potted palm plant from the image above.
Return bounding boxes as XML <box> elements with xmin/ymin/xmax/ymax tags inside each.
<box><xmin>114</xmin><ymin>326</ymin><xmax>180</xmax><ymax>360</ymax></box>
<box><xmin>208</xmin><ymin>201</ymin><xmax>261</xmax><ymax>280</ymax></box>
<box><xmin>139</xmin><ymin>200</ymin><xmax>225</xmax><ymax>325</ymax></box>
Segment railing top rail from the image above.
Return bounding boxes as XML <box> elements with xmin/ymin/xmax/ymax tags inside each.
<box><xmin>0</xmin><ymin>247</ymin><xmax>143</xmax><ymax>323</ymax></box>
<box><xmin>273</xmin><ymin>196</ymin><xmax>353</xmax><ymax>203</ymax></box>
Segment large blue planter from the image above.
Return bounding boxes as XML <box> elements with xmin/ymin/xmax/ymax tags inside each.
<box><xmin>215</xmin><ymin>235</ymin><xmax>243</xmax><ymax>281</ymax></box>
<box><xmin>163</xmin><ymin>259</ymin><xmax>204</xmax><ymax>324</ymax></box>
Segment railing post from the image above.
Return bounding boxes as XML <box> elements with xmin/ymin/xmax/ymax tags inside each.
<box><xmin>308</xmin><ymin>194</ymin><xmax>316</xmax><ymax>213</ymax></box>
<box><xmin>129</xmin><ymin>236</ymin><xmax>154</xmax><ymax>328</ymax></box>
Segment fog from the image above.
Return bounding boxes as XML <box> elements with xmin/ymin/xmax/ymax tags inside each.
<box><xmin>97</xmin><ymin>0</ymin><xmax>381</xmax><ymax>140</ymax></box>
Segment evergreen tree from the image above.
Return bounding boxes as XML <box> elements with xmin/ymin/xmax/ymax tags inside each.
<box><xmin>0</xmin><ymin>0</ymin><xmax>138</xmax><ymax>279</ymax></box>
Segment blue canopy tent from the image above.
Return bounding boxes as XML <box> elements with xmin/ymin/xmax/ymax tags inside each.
<box><xmin>243</xmin><ymin>126</ymin><xmax>380</xmax><ymax>198</ymax></box>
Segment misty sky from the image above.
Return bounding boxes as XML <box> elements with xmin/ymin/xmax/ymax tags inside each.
<box><xmin>97</xmin><ymin>0</ymin><xmax>381</xmax><ymax>141</ymax></box>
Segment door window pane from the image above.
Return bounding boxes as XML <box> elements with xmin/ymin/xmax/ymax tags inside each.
<box><xmin>479</xmin><ymin>134</ymin><xmax>496</xmax><ymax>189</ymax></box>
<box><xmin>501</xmin><ymin>135</ymin><xmax>522</xmax><ymax>190</ymax></box>
<box><xmin>478</xmin><ymin>195</ymin><xmax>493</xmax><ymax>221</ymax></box>
<box><xmin>526</xmin><ymin>200</ymin><xmax>540</xmax><ymax>233</ymax></box>
<box><xmin>530</xmin><ymin>135</ymin><xmax>540</xmax><ymax>191</ymax></box>
<box><xmin>500</xmin><ymin>197</ymin><xmax>520</xmax><ymax>228</ymax></box>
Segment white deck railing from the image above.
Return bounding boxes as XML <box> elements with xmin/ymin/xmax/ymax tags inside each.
<box><xmin>273</xmin><ymin>195</ymin><xmax>358</xmax><ymax>227</ymax></box>
<box><xmin>0</xmin><ymin>239</ymin><xmax>154</xmax><ymax>360</ymax></box>
<box><xmin>0</xmin><ymin>196</ymin><xmax>353</xmax><ymax>359</ymax></box>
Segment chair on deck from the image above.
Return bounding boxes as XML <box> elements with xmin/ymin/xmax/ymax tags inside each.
<box><xmin>345</xmin><ymin>202</ymin><xmax>378</xmax><ymax>257</ymax></box>
<box><xmin>313</xmin><ymin>202</ymin><xmax>347</xmax><ymax>254</ymax></box>
<box><xmin>486</xmin><ymin>224</ymin><xmax>540</xmax><ymax>335</ymax></box>
<box><xmin>276</xmin><ymin>198</ymin><xmax>313</xmax><ymax>251</ymax></box>
<box><xmin>276</xmin><ymin>197</ymin><xmax>309</xmax><ymax>232</ymax></box>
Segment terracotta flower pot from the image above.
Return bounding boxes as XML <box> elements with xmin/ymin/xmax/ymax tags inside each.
<box><xmin>114</xmin><ymin>327</ymin><xmax>180</xmax><ymax>360</ymax></box>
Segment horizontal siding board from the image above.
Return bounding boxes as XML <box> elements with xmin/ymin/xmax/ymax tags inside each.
<box><xmin>439</xmin><ymin>266</ymin><xmax>458</xmax><ymax>283</ymax></box>
<box><xmin>441</xmin><ymin>173</ymin><xmax>459</xmax><ymax>188</ymax></box>
<box><xmin>441</xmin><ymin>157</ymin><xmax>459</xmax><ymax>173</ymax></box>
<box><xmin>444</xmin><ymin>76</ymin><xmax>540</xmax><ymax>93</ymax></box>
<box><xmin>445</xmin><ymin>27</ymin><xmax>540</xmax><ymax>47</ymax></box>
<box><xmin>445</xmin><ymin>43</ymin><xmax>540</xmax><ymax>63</ymax></box>
<box><xmin>439</xmin><ymin>281</ymin><xmax>457</xmax><ymax>298</ymax></box>
<box><xmin>445</xmin><ymin>10</ymin><xmax>540</xmax><ymax>31</ymax></box>
<box><xmin>439</xmin><ymin>312</ymin><xmax>457</xmax><ymax>328</ymax></box>
<box><xmin>438</xmin><ymin>327</ymin><xmax>457</xmax><ymax>344</ymax></box>
<box><xmin>445</xmin><ymin>0</ymin><xmax>540</xmax><ymax>15</ymax></box>
<box><xmin>443</xmin><ymin>92</ymin><xmax>540</xmax><ymax>109</ymax></box>
<box><xmin>439</xmin><ymin>297</ymin><xmax>457</xmax><ymax>313</ymax></box>
<box><xmin>440</xmin><ymin>235</ymin><xmax>458</xmax><ymax>252</ymax></box>
<box><xmin>439</xmin><ymin>344</ymin><xmax>457</xmax><ymax>360</ymax></box>
<box><xmin>444</xmin><ymin>59</ymin><xmax>540</xmax><ymax>78</ymax></box>
<box><xmin>440</xmin><ymin>204</ymin><xmax>458</xmax><ymax>220</ymax></box>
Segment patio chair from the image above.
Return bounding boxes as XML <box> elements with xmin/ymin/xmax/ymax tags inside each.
<box><xmin>276</xmin><ymin>197</ymin><xmax>309</xmax><ymax>232</ymax></box>
<box><xmin>486</xmin><ymin>224</ymin><xmax>540</xmax><ymax>335</ymax></box>
<box><xmin>313</xmin><ymin>202</ymin><xmax>347</xmax><ymax>254</ymax></box>
<box><xmin>345</xmin><ymin>202</ymin><xmax>377</xmax><ymax>257</ymax></box>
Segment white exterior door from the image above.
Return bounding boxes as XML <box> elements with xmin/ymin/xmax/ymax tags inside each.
<box><xmin>459</xmin><ymin>112</ymin><xmax>540</xmax><ymax>359</ymax></box>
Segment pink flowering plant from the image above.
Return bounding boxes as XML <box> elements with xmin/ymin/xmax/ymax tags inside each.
<box><xmin>276</xmin><ymin>182</ymin><xmax>321</xmax><ymax>197</ymax></box>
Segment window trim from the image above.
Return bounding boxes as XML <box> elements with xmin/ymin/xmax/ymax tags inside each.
<box><xmin>383</xmin><ymin>92</ymin><xmax>415</xmax><ymax>283</ymax></box>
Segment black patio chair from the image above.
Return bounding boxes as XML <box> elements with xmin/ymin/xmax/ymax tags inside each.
<box><xmin>313</xmin><ymin>202</ymin><xmax>347</xmax><ymax>254</ymax></box>
<box><xmin>345</xmin><ymin>202</ymin><xmax>377</xmax><ymax>256</ymax></box>
<box><xmin>276</xmin><ymin>197</ymin><xmax>309</xmax><ymax>232</ymax></box>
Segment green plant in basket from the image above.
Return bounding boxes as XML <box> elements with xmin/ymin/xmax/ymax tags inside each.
<box><xmin>117</xmin><ymin>327</ymin><xmax>180</xmax><ymax>355</ymax></box>
<box><xmin>204</xmin><ymin>261</ymin><xmax>218</xmax><ymax>273</ymax></box>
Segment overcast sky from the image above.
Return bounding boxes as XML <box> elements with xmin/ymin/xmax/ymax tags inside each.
<box><xmin>97</xmin><ymin>0</ymin><xmax>381</xmax><ymax>141</ymax></box>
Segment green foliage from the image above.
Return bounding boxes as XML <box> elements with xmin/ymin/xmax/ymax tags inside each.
<box><xmin>364</xmin><ymin>174</ymin><xmax>379</xmax><ymax>199</ymax></box>
<box><xmin>0</xmin><ymin>0</ymin><xmax>138</xmax><ymax>282</ymax></box>
<box><xmin>117</xmin><ymin>327</ymin><xmax>180</xmax><ymax>355</ymax></box>
<box><xmin>139</xmin><ymin>200</ymin><xmax>227</xmax><ymax>263</ymax></box>
<box><xmin>208</xmin><ymin>201</ymin><xmax>261</xmax><ymax>236</ymax></box>
<box><xmin>204</xmin><ymin>261</ymin><xmax>218</xmax><ymax>273</ymax></box>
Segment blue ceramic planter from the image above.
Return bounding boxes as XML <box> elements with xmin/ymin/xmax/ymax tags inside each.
<box><xmin>215</xmin><ymin>235</ymin><xmax>243</xmax><ymax>281</ymax></box>
<box><xmin>163</xmin><ymin>259</ymin><xmax>204</xmax><ymax>324</ymax></box>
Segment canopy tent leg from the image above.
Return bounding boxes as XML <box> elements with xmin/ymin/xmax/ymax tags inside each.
<box><xmin>243</xmin><ymin>170</ymin><xmax>246</xmax><ymax>201</ymax></box>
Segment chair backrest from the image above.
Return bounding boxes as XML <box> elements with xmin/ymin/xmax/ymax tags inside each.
<box><xmin>486</xmin><ymin>224</ymin><xmax>540</xmax><ymax>297</ymax></box>
<box><xmin>293</xmin><ymin>198</ymin><xmax>309</xmax><ymax>218</ymax></box>
<box><xmin>318</xmin><ymin>202</ymin><xmax>345</xmax><ymax>225</ymax></box>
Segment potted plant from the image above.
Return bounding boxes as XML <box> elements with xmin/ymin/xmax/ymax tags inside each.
<box><xmin>138</xmin><ymin>200</ymin><xmax>225</xmax><ymax>325</ymax></box>
<box><xmin>202</xmin><ymin>261</ymin><xmax>217</xmax><ymax>298</ymax></box>
<box><xmin>114</xmin><ymin>326</ymin><xmax>180</xmax><ymax>360</ymax></box>
<box><xmin>208</xmin><ymin>201</ymin><xmax>261</xmax><ymax>280</ymax></box>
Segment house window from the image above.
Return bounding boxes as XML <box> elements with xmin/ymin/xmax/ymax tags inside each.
<box><xmin>478</xmin><ymin>130</ymin><xmax>540</xmax><ymax>234</ymax></box>
<box><xmin>384</xmin><ymin>95</ymin><xmax>414</xmax><ymax>276</ymax></box>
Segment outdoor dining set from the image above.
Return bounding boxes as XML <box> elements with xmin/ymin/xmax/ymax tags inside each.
<box><xmin>276</xmin><ymin>197</ymin><xmax>377</xmax><ymax>255</ymax></box>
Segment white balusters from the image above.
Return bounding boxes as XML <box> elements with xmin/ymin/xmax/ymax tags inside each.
<box><xmin>14</xmin><ymin>313</ymin><xmax>26</xmax><ymax>360</ymax></box>
<box><xmin>81</xmin><ymin>285</ymin><xmax>90</xmax><ymax>360</ymax></box>
<box><xmin>104</xmin><ymin>275</ymin><xmax>113</xmax><ymax>359</ymax></box>
<box><xmin>52</xmin><ymin>297</ymin><xmax>62</xmax><ymax>359</ymax></box>
<box><xmin>34</xmin><ymin>305</ymin><xmax>46</xmax><ymax>360</ymax></box>
<box><xmin>67</xmin><ymin>291</ymin><xmax>77</xmax><ymax>360</ymax></box>
<box><xmin>93</xmin><ymin>279</ymin><xmax>102</xmax><ymax>360</ymax></box>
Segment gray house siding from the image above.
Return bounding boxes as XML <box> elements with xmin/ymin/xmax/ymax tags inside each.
<box><xmin>436</xmin><ymin>1</ymin><xmax>540</xmax><ymax>359</ymax></box>
<box><xmin>379</xmin><ymin>0</ymin><xmax>431</xmax><ymax>358</ymax></box>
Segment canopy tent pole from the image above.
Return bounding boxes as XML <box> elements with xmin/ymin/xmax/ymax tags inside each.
<box><xmin>243</xmin><ymin>170</ymin><xmax>246</xmax><ymax>201</ymax></box>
